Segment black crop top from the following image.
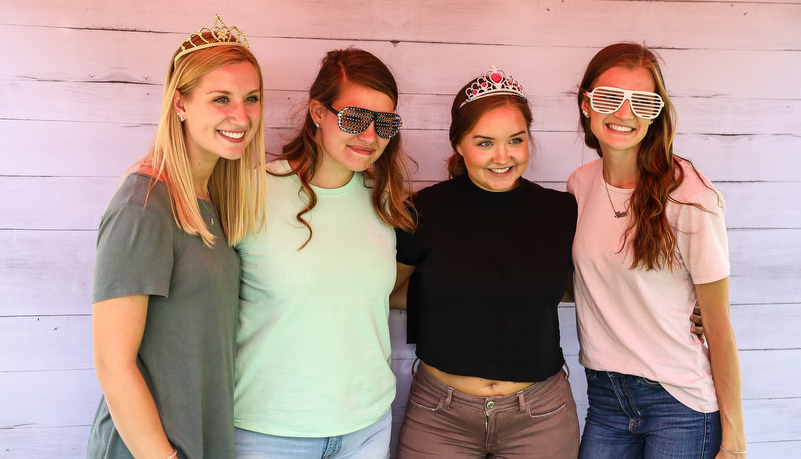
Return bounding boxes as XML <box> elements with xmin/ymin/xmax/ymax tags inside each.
<box><xmin>396</xmin><ymin>174</ymin><xmax>577</xmax><ymax>382</ymax></box>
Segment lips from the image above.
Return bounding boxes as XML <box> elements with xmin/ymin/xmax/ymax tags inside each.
<box><xmin>606</xmin><ymin>123</ymin><xmax>634</xmax><ymax>133</ymax></box>
<box><xmin>489</xmin><ymin>166</ymin><xmax>513</xmax><ymax>174</ymax></box>
<box><xmin>348</xmin><ymin>144</ymin><xmax>375</xmax><ymax>156</ymax></box>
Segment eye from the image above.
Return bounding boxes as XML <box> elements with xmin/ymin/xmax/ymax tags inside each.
<box><xmin>246</xmin><ymin>95</ymin><xmax>260</xmax><ymax>103</ymax></box>
<box><xmin>509</xmin><ymin>137</ymin><xmax>524</xmax><ymax>145</ymax></box>
<box><xmin>478</xmin><ymin>140</ymin><xmax>492</xmax><ymax>147</ymax></box>
<box><xmin>213</xmin><ymin>96</ymin><xmax>230</xmax><ymax>103</ymax></box>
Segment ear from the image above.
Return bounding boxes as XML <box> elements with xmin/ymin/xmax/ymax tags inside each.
<box><xmin>580</xmin><ymin>93</ymin><xmax>590</xmax><ymax>116</ymax></box>
<box><xmin>455</xmin><ymin>143</ymin><xmax>464</xmax><ymax>157</ymax></box>
<box><xmin>309</xmin><ymin>100</ymin><xmax>327</xmax><ymax>125</ymax></box>
<box><xmin>172</xmin><ymin>90</ymin><xmax>185</xmax><ymax>116</ymax></box>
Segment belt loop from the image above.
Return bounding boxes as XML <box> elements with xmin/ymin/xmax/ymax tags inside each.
<box><xmin>517</xmin><ymin>391</ymin><xmax>526</xmax><ymax>414</ymax></box>
<box><xmin>411</xmin><ymin>358</ymin><xmax>420</xmax><ymax>377</ymax></box>
<box><xmin>443</xmin><ymin>387</ymin><xmax>454</xmax><ymax>411</ymax></box>
<box><xmin>563</xmin><ymin>361</ymin><xmax>571</xmax><ymax>378</ymax></box>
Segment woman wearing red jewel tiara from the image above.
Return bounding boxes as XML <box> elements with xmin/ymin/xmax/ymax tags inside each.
<box><xmin>394</xmin><ymin>66</ymin><xmax>580</xmax><ymax>458</ymax></box>
<box><xmin>569</xmin><ymin>42</ymin><xmax>746</xmax><ymax>458</ymax></box>
<box><xmin>88</xmin><ymin>15</ymin><xmax>267</xmax><ymax>459</ymax></box>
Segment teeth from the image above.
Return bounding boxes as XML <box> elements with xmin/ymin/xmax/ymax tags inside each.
<box><xmin>490</xmin><ymin>167</ymin><xmax>513</xmax><ymax>173</ymax></box>
<box><xmin>607</xmin><ymin>124</ymin><xmax>633</xmax><ymax>133</ymax></box>
<box><xmin>220</xmin><ymin>130</ymin><xmax>245</xmax><ymax>139</ymax></box>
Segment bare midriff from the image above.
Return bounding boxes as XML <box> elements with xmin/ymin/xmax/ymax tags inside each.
<box><xmin>421</xmin><ymin>361</ymin><xmax>535</xmax><ymax>397</ymax></box>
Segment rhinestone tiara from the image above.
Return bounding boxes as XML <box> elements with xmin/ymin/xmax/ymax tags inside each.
<box><xmin>460</xmin><ymin>65</ymin><xmax>526</xmax><ymax>108</ymax></box>
<box><xmin>173</xmin><ymin>14</ymin><xmax>249</xmax><ymax>69</ymax></box>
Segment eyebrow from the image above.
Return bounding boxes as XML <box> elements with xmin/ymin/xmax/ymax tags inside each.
<box><xmin>472</xmin><ymin>130</ymin><xmax>527</xmax><ymax>140</ymax></box>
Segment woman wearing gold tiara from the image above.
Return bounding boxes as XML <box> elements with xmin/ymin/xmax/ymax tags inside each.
<box><xmin>233</xmin><ymin>48</ymin><xmax>415</xmax><ymax>458</ymax></box>
<box><xmin>570</xmin><ymin>42</ymin><xmax>745</xmax><ymax>458</ymax></box>
<box><xmin>87</xmin><ymin>15</ymin><xmax>266</xmax><ymax>458</ymax></box>
<box><xmin>393</xmin><ymin>67</ymin><xmax>580</xmax><ymax>458</ymax></box>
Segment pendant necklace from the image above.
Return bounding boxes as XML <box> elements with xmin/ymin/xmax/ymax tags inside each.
<box><xmin>199</xmin><ymin>198</ymin><xmax>214</xmax><ymax>226</ymax></box>
<box><xmin>602</xmin><ymin>169</ymin><xmax>628</xmax><ymax>219</ymax></box>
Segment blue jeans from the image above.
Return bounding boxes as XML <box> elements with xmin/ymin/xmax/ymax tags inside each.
<box><xmin>579</xmin><ymin>369</ymin><xmax>721</xmax><ymax>459</ymax></box>
<box><xmin>234</xmin><ymin>410</ymin><xmax>391</xmax><ymax>459</ymax></box>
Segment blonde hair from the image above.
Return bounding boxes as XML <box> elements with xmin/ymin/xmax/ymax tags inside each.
<box><xmin>139</xmin><ymin>34</ymin><xmax>266</xmax><ymax>247</ymax></box>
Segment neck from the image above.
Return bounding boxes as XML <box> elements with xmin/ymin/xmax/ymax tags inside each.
<box><xmin>602</xmin><ymin>154</ymin><xmax>638</xmax><ymax>189</ymax></box>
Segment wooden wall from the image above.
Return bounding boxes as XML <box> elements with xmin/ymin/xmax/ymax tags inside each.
<box><xmin>2</xmin><ymin>0</ymin><xmax>799</xmax><ymax>457</ymax></box>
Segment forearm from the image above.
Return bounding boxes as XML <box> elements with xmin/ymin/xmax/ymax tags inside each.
<box><xmin>96</xmin><ymin>363</ymin><xmax>175</xmax><ymax>458</ymax></box>
<box><xmin>695</xmin><ymin>278</ymin><xmax>746</xmax><ymax>456</ymax></box>
<box><xmin>705</xmin><ymin>320</ymin><xmax>746</xmax><ymax>454</ymax></box>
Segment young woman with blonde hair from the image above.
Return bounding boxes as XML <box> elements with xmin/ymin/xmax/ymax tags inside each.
<box><xmin>88</xmin><ymin>15</ymin><xmax>266</xmax><ymax>458</ymax></box>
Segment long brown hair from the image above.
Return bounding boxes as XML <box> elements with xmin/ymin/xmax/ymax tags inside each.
<box><xmin>447</xmin><ymin>79</ymin><xmax>533</xmax><ymax>178</ymax></box>
<box><xmin>141</xmin><ymin>30</ymin><xmax>266</xmax><ymax>247</ymax></box>
<box><xmin>277</xmin><ymin>47</ymin><xmax>416</xmax><ymax>249</ymax></box>
<box><xmin>578</xmin><ymin>42</ymin><xmax>711</xmax><ymax>271</ymax></box>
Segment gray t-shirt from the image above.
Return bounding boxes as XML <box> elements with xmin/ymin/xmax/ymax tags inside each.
<box><xmin>87</xmin><ymin>173</ymin><xmax>239</xmax><ymax>459</ymax></box>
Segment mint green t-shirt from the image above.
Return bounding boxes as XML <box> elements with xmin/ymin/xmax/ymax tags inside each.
<box><xmin>234</xmin><ymin>160</ymin><xmax>396</xmax><ymax>437</ymax></box>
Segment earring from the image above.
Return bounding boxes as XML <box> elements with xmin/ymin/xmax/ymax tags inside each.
<box><xmin>582</xmin><ymin>111</ymin><xmax>589</xmax><ymax>117</ymax></box>
<box><xmin>178</xmin><ymin>113</ymin><xmax>185</xmax><ymax>122</ymax></box>
<box><xmin>315</xmin><ymin>122</ymin><xmax>320</xmax><ymax>128</ymax></box>
<box><xmin>649</xmin><ymin>120</ymin><xmax>654</xmax><ymax>125</ymax></box>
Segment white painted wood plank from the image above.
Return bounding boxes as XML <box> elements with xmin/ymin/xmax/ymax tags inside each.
<box><xmin>729</xmin><ymin>229</ymin><xmax>801</xmax><ymax>304</ymax></box>
<box><xmin>5</xmin><ymin>24</ymin><xmax>801</xmax><ymax>100</ymax></box>
<box><xmin>0</xmin><ymin>177</ymin><xmax>117</xmax><ymax>230</ymax></box>
<box><xmin>0</xmin><ymin>230</ymin><xmax>96</xmax><ymax>316</ymax></box>
<box><xmin>0</xmin><ymin>369</ymin><xmax>100</xmax><ymax>429</ymax></box>
<box><xmin>3</xmin><ymin>121</ymin><xmax>798</xmax><ymax>184</ymax></box>
<box><xmin>2</xmin><ymin>82</ymin><xmax>799</xmax><ymax>137</ymax></box>
<box><xmin>2</xmin><ymin>177</ymin><xmax>794</xmax><ymax>231</ymax></box>
<box><xmin>0</xmin><ymin>316</ymin><xmax>93</xmax><ymax>372</ymax></box>
<box><xmin>0</xmin><ymin>230</ymin><xmax>797</xmax><ymax>317</ymax></box>
<box><xmin>0</xmin><ymin>426</ymin><xmax>91</xmax><ymax>459</ymax></box>
<box><xmin>4</xmin><ymin>1</ymin><xmax>800</xmax><ymax>50</ymax></box>
<box><xmin>730</xmin><ymin>304</ymin><xmax>801</xmax><ymax>350</ymax></box>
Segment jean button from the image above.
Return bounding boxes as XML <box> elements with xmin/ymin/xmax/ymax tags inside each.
<box><xmin>486</xmin><ymin>400</ymin><xmax>495</xmax><ymax>409</ymax></box>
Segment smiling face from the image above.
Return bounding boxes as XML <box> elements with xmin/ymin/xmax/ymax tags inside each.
<box><xmin>310</xmin><ymin>82</ymin><xmax>395</xmax><ymax>188</ymax></box>
<box><xmin>582</xmin><ymin>66</ymin><xmax>655</xmax><ymax>157</ymax></box>
<box><xmin>455</xmin><ymin>104</ymin><xmax>530</xmax><ymax>192</ymax></box>
<box><xmin>174</xmin><ymin>61</ymin><xmax>261</xmax><ymax>166</ymax></box>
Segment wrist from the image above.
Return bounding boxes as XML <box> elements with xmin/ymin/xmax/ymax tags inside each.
<box><xmin>166</xmin><ymin>449</ymin><xmax>178</xmax><ymax>459</ymax></box>
<box><xmin>720</xmin><ymin>445</ymin><xmax>746</xmax><ymax>455</ymax></box>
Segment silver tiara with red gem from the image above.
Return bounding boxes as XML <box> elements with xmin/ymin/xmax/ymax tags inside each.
<box><xmin>173</xmin><ymin>14</ymin><xmax>249</xmax><ymax>69</ymax></box>
<box><xmin>460</xmin><ymin>65</ymin><xmax>526</xmax><ymax>108</ymax></box>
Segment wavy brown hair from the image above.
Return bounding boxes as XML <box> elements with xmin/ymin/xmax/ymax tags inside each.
<box><xmin>447</xmin><ymin>79</ymin><xmax>533</xmax><ymax>178</ymax></box>
<box><xmin>276</xmin><ymin>47</ymin><xmax>416</xmax><ymax>249</ymax></box>
<box><xmin>578</xmin><ymin>42</ymin><xmax>717</xmax><ymax>271</ymax></box>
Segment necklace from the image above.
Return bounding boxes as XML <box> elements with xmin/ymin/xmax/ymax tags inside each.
<box><xmin>602</xmin><ymin>170</ymin><xmax>628</xmax><ymax>219</ymax></box>
<box><xmin>199</xmin><ymin>198</ymin><xmax>214</xmax><ymax>226</ymax></box>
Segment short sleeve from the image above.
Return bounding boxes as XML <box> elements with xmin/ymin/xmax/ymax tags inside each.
<box><xmin>675</xmin><ymin>191</ymin><xmax>730</xmax><ymax>285</ymax></box>
<box><xmin>92</xmin><ymin>197</ymin><xmax>176</xmax><ymax>303</ymax></box>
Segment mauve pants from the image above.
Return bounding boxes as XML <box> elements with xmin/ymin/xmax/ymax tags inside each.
<box><xmin>397</xmin><ymin>363</ymin><xmax>580</xmax><ymax>459</ymax></box>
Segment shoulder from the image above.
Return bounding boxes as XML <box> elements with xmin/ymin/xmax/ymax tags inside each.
<box><xmin>266</xmin><ymin>158</ymin><xmax>292</xmax><ymax>175</ymax></box>
<box><xmin>520</xmin><ymin>179</ymin><xmax>578</xmax><ymax>221</ymax></box>
<box><xmin>567</xmin><ymin>158</ymin><xmax>601</xmax><ymax>194</ymax></box>
<box><xmin>671</xmin><ymin>158</ymin><xmax>723</xmax><ymax>207</ymax></box>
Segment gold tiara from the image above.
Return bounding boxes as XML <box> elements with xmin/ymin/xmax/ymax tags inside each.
<box><xmin>173</xmin><ymin>14</ymin><xmax>249</xmax><ymax>69</ymax></box>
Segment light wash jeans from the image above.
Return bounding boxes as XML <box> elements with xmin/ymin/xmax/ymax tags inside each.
<box><xmin>234</xmin><ymin>410</ymin><xmax>391</xmax><ymax>459</ymax></box>
<box><xmin>579</xmin><ymin>369</ymin><xmax>721</xmax><ymax>459</ymax></box>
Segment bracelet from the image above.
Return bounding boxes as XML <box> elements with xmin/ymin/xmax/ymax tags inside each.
<box><xmin>720</xmin><ymin>446</ymin><xmax>746</xmax><ymax>455</ymax></box>
<box><xmin>166</xmin><ymin>450</ymin><xmax>178</xmax><ymax>459</ymax></box>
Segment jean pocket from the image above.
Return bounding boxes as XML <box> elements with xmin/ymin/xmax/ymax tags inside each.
<box><xmin>584</xmin><ymin>368</ymin><xmax>597</xmax><ymax>380</ymax></box>
<box><xmin>407</xmin><ymin>394</ymin><xmax>441</xmax><ymax>412</ymax></box>
<box><xmin>637</xmin><ymin>376</ymin><xmax>662</xmax><ymax>387</ymax></box>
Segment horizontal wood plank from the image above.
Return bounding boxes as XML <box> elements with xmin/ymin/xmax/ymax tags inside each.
<box><xmin>3</xmin><ymin>1</ymin><xmax>800</xmax><ymax>51</ymax></box>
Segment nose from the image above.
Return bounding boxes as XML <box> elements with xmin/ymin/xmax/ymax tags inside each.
<box><xmin>229</xmin><ymin>101</ymin><xmax>247</xmax><ymax>124</ymax></box>
<box><xmin>357</xmin><ymin>121</ymin><xmax>378</xmax><ymax>142</ymax></box>
<box><xmin>615</xmin><ymin>99</ymin><xmax>635</xmax><ymax>119</ymax></box>
<box><xmin>493</xmin><ymin>145</ymin><xmax>510</xmax><ymax>164</ymax></box>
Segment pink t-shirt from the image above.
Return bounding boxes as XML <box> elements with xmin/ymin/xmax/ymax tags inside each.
<box><xmin>568</xmin><ymin>158</ymin><xmax>729</xmax><ymax>413</ymax></box>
